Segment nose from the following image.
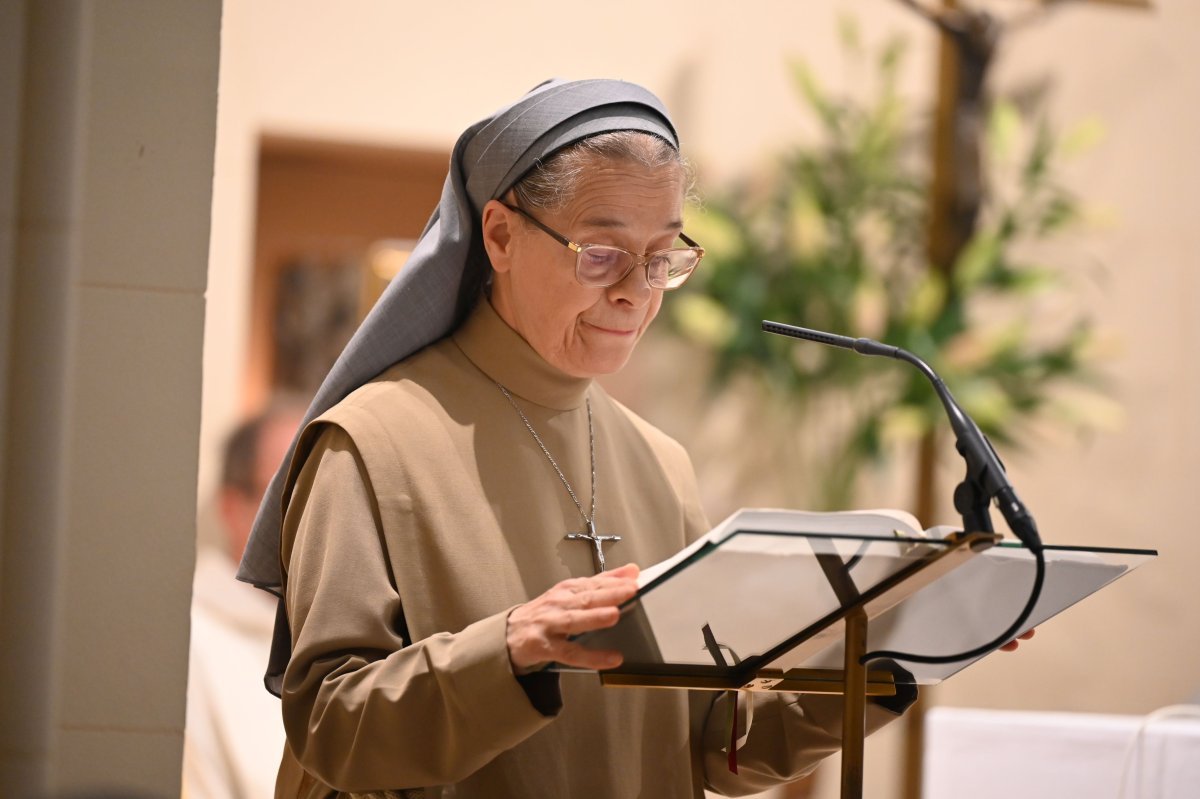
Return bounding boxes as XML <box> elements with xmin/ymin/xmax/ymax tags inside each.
<box><xmin>605</xmin><ymin>257</ymin><xmax>655</xmax><ymax>307</ymax></box>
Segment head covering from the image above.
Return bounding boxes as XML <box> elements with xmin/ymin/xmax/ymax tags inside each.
<box><xmin>237</xmin><ymin>79</ymin><xmax>678</xmax><ymax>594</ymax></box>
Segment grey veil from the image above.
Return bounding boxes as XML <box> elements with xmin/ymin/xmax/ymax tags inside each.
<box><xmin>237</xmin><ymin>79</ymin><xmax>679</xmax><ymax>597</ymax></box>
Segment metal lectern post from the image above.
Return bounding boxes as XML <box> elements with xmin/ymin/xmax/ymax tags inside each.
<box><xmin>840</xmin><ymin>607</ymin><xmax>869</xmax><ymax>799</ymax></box>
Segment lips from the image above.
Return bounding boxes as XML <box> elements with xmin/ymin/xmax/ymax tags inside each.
<box><xmin>583</xmin><ymin>321</ymin><xmax>639</xmax><ymax>336</ymax></box>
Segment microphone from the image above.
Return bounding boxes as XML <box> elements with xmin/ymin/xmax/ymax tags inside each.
<box><xmin>761</xmin><ymin>320</ymin><xmax>1043</xmax><ymax>553</ymax></box>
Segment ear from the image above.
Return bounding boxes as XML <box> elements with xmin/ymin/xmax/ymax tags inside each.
<box><xmin>481</xmin><ymin>199</ymin><xmax>519</xmax><ymax>275</ymax></box>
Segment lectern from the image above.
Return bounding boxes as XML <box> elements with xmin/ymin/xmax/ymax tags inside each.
<box><xmin>556</xmin><ymin>524</ymin><xmax>1156</xmax><ymax>799</ymax></box>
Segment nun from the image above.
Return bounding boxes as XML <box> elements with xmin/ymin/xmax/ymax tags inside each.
<box><xmin>239</xmin><ymin>79</ymin><xmax>911</xmax><ymax>799</ymax></box>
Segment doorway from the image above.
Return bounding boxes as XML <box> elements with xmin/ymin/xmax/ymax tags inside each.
<box><xmin>246</xmin><ymin>135</ymin><xmax>448</xmax><ymax>409</ymax></box>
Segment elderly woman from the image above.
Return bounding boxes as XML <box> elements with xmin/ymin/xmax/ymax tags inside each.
<box><xmin>240</xmin><ymin>79</ymin><xmax>908</xmax><ymax>799</ymax></box>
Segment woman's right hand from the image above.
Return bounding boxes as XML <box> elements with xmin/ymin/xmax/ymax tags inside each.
<box><xmin>505</xmin><ymin>563</ymin><xmax>640</xmax><ymax>674</ymax></box>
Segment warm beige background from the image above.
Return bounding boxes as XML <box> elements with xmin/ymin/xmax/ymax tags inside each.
<box><xmin>227</xmin><ymin>0</ymin><xmax>1195</xmax><ymax>795</ymax></box>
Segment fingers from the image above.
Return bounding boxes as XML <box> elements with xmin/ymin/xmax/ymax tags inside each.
<box><xmin>507</xmin><ymin>566</ymin><xmax>641</xmax><ymax>673</ymax></box>
<box><xmin>999</xmin><ymin>628</ymin><xmax>1037</xmax><ymax>653</ymax></box>
<box><xmin>560</xmin><ymin>564</ymin><xmax>640</xmax><ymax>595</ymax></box>
<box><xmin>569</xmin><ymin>581</ymin><xmax>639</xmax><ymax>613</ymax></box>
<box><xmin>531</xmin><ymin>605</ymin><xmax>621</xmax><ymax>638</ymax></box>
<box><xmin>553</xmin><ymin>640</ymin><xmax>624</xmax><ymax>671</ymax></box>
<box><xmin>557</xmin><ymin>568</ymin><xmax>640</xmax><ymax>612</ymax></box>
<box><xmin>533</xmin><ymin>583</ymin><xmax>635</xmax><ymax>637</ymax></box>
<box><xmin>507</xmin><ymin>608</ymin><xmax>625</xmax><ymax>672</ymax></box>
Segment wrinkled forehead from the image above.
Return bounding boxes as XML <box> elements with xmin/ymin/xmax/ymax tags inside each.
<box><xmin>462</xmin><ymin>80</ymin><xmax>678</xmax><ymax>210</ymax></box>
<box><xmin>555</xmin><ymin>159</ymin><xmax>688</xmax><ymax>218</ymax></box>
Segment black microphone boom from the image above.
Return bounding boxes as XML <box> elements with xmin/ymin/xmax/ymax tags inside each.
<box><xmin>761</xmin><ymin>319</ymin><xmax>1043</xmax><ymax>553</ymax></box>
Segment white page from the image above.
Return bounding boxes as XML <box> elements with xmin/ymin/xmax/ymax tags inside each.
<box><xmin>637</xmin><ymin>507</ymin><xmax>928</xmax><ymax>587</ymax></box>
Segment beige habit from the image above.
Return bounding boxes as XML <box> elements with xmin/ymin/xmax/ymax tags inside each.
<box><xmin>275</xmin><ymin>300</ymin><xmax>902</xmax><ymax>798</ymax></box>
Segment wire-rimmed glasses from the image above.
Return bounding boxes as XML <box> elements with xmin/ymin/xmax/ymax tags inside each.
<box><xmin>501</xmin><ymin>202</ymin><xmax>704</xmax><ymax>290</ymax></box>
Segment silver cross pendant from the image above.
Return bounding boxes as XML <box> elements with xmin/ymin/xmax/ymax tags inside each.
<box><xmin>565</xmin><ymin>520</ymin><xmax>622</xmax><ymax>573</ymax></box>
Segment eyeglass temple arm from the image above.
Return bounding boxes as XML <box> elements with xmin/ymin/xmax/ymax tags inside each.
<box><xmin>499</xmin><ymin>201</ymin><xmax>580</xmax><ymax>251</ymax></box>
<box><xmin>503</xmin><ymin>199</ymin><xmax>701</xmax><ymax>252</ymax></box>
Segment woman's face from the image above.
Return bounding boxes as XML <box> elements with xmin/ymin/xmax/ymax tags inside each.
<box><xmin>484</xmin><ymin>160</ymin><xmax>685</xmax><ymax>379</ymax></box>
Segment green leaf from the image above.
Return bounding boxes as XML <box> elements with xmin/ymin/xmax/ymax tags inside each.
<box><xmin>988</xmin><ymin>99</ymin><xmax>1022</xmax><ymax>163</ymax></box>
<box><xmin>905</xmin><ymin>273</ymin><xmax>947</xmax><ymax>328</ymax></box>
<box><xmin>880</xmin><ymin>404</ymin><xmax>931</xmax><ymax>445</ymax></box>
<box><xmin>684</xmin><ymin>205</ymin><xmax>744</xmax><ymax>262</ymax></box>
<box><xmin>1023</xmin><ymin>118</ymin><xmax>1055</xmax><ymax>187</ymax></box>
<box><xmin>788</xmin><ymin>190</ymin><xmax>829</xmax><ymax>258</ymax></box>
<box><xmin>1005</xmin><ymin>264</ymin><xmax>1059</xmax><ymax>293</ymax></box>
<box><xmin>879</xmin><ymin>34</ymin><xmax>907</xmax><ymax>80</ymax></box>
<box><xmin>838</xmin><ymin>13</ymin><xmax>861</xmax><ymax>55</ymax></box>
<box><xmin>1059</xmin><ymin>117</ymin><xmax>1106</xmax><ymax>157</ymax></box>
<box><xmin>956</xmin><ymin>378</ymin><xmax>1016</xmax><ymax>430</ymax></box>
<box><xmin>672</xmin><ymin>293</ymin><xmax>737</xmax><ymax>348</ymax></box>
<box><xmin>790</xmin><ymin>60</ymin><xmax>839</xmax><ymax>130</ymax></box>
<box><xmin>953</xmin><ymin>232</ymin><xmax>1001</xmax><ymax>290</ymax></box>
<box><xmin>1037</xmin><ymin>195</ymin><xmax>1078</xmax><ymax>234</ymax></box>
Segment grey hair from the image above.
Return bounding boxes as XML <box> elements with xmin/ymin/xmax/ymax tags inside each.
<box><xmin>511</xmin><ymin>131</ymin><xmax>694</xmax><ymax>210</ymax></box>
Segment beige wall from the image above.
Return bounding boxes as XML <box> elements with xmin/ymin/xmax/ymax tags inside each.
<box><xmin>0</xmin><ymin>1</ymin><xmax>220</xmax><ymax>795</ymax></box>
<box><xmin>205</xmin><ymin>1</ymin><xmax>1199</xmax><ymax>796</ymax></box>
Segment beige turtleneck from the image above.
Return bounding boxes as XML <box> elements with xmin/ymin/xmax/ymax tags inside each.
<box><xmin>274</xmin><ymin>300</ymin><xmax>902</xmax><ymax>798</ymax></box>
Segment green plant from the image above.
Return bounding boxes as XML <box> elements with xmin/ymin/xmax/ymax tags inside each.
<box><xmin>672</xmin><ymin>25</ymin><xmax>1113</xmax><ymax>510</ymax></box>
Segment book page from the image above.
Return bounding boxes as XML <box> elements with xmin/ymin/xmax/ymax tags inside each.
<box><xmin>637</xmin><ymin>507</ymin><xmax>930</xmax><ymax>587</ymax></box>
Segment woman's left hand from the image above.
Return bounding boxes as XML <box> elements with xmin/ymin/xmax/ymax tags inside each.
<box><xmin>999</xmin><ymin>628</ymin><xmax>1036</xmax><ymax>652</ymax></box>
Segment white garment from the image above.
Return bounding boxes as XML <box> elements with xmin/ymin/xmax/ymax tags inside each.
<box><xmin>183</xmin><ymin>547</ymin><xmax>285</xmax><ymax>799</ymax></box>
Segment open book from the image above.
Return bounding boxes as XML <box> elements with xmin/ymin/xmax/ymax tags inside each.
<box><xmin>638</xmin><ymin>507</ymin><xmax>958</xmax><ymax>586</ymax></box>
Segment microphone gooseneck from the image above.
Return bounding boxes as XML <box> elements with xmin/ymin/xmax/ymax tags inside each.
<box><xmin>761</xmin><ymin>319</ymin><xmax>1042</xmax><ymax>553</ymax></box>
<box><xmin>762</xmin><ymin>318</ymin><xmax>1046</xmax><ymax>666</ymax></box>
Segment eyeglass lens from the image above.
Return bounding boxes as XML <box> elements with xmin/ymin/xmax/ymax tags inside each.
<box><xmin>577</xmin><ymin>246</ymin><xmax>699</xmax><ymax>289</ymax></box>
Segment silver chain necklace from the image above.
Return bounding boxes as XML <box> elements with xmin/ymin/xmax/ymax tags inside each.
<box><xmin>496</xmin><ymin>383</ymin><xmax>621</xmax><ymax>572</ymax></box>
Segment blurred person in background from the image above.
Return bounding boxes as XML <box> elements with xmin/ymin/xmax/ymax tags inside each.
<box><xmin>184</xmin><ymin>401</ymin><xmax>304</xmax><ymax>799</ymax></box>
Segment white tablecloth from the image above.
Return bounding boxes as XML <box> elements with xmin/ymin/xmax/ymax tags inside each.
<box><xmin>924</xmin><ymin>706</ymin><xmax>1200</xmax><ymax>799</ymax></box>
